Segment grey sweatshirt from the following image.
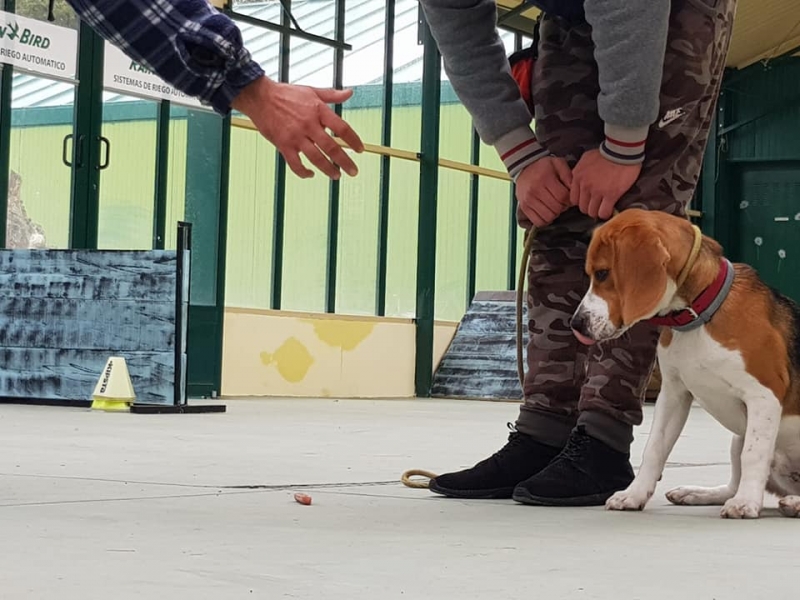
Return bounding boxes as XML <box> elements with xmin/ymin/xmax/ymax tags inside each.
<box><xmin>419</xmin><ymin>0</ymin><xmax>670</xmax><ymax>178</ymax></box>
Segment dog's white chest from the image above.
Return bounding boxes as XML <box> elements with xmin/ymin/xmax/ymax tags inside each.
<box><xmin>658</xmin><ymin>327</ymin><xmax>753</xmax><ymax>436</ymax></box>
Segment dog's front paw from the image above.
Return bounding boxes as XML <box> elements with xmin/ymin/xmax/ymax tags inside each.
<box><xmin>720</xmin><ymin>497</ymin><xmax>762</xmax><ymax>519</ymax></box>
<box><xmin>605</xmin><ymin>487</ymin><xmax>652</xmax><ymax>512</ymax></box>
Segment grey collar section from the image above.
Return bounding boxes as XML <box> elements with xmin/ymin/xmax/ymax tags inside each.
<box><xmin>672</xmin><ymin>259</ymin><xmax>735</xmax><ymax>333</ymax></box>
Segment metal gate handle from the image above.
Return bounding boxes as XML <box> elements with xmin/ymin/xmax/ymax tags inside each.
<box><xmin>61</xmin><ymin>134</ymin><xmax>85</xmax><ymax>168</ymax></box>
<box><xmin>61</xmin><ymin>133</ymin><xmax>72</xmax><ymax>167</ymax></box>
<box><xmin>97</xmin><ymin>135</ymin><xmax>110</xmax><ymax>170</ymax></box>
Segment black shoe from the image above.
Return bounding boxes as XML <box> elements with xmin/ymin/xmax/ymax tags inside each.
<box><xmin>428</xmin><ymin>424</ymin><xmax>562</xmax><ymax>499</ymax></box>
<box><xmin>512</xmin><ymin>425</ymin><xmax>634</xmax><ymax>507</ymax></box>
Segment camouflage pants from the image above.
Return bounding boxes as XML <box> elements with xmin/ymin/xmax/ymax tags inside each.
<box><xmin>515</xmin><ymin>0</ymin><xmax>737</xmax><ymax>452</ymax></box>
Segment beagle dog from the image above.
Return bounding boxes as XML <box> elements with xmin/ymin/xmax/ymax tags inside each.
<box><xmin>570</xmin><ymin>208</ymin><xmax>800</xmax><ymax>519</ymax></box>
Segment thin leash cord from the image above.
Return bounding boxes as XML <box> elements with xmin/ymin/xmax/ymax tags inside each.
<box><xmin>401</xmin><ymin>209</ymin><xmax>625</xmax><ymax>489</ymax></box>
<box><xmin>399</xmin><ymin>219</ymin><xmax>549</xmax><ymax>489</ymax></box>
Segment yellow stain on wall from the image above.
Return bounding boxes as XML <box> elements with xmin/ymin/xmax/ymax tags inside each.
<box><xmin>259</xmin><ymin>337</ymin><xmax>314</xmax><ymax>383</ymax></box>
<box><xmin>303</xmin><ymin>319</ymin><xmax>375</xmax><ymax>352</ymax></box>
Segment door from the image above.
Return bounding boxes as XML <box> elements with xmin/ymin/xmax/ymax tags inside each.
<box><xmin>99</xmin><ymin>46</ymin><xmax>228</xmax><ymax>398</ymax></box>
<box><xmin>2</xmin><ymin>0</ymin><xmax>79</xmax><ymax>250</ymax></box>
<box><xmin>736</xmin><ymin>164</ymin><xmax>800</xmax><ymax>301</ymax></box>
<box><xmin>95</xmin><ymin>94</ymin><xmax>159</xmax><ymax>250</ymax></box>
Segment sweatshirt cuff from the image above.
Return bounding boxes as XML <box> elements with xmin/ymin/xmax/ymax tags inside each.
<box><xmin>494</xmin><ymin>126</ymin><xmax>550</xmax><ymax>180</ymax></box>
<box><xmin>599</xmin><ymin>123</ymin><xmax>648</xmax><ymax>166</ymax></box>
<box><xmin>208</xmin><ymin>58</ymin><xmax>266</xmax><ymax>115</ymax></box>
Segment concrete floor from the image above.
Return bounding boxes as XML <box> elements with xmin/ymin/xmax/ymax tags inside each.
<box><xmin>0</xmin><ymin>397</ymin><xmax>795</xmax><ymax>599</ymax></box>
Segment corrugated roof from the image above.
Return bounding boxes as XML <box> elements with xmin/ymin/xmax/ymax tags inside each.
<box><xmin>10</xmin><ymin>0</ymin><xmax>519</xmax><ymax>108</ymax></box>
<box><xmin>496</xmin><ymin>0</ymin><xmax>800</xmax><ymax>70</ymax></box>
<box><xmin>11</xmin><ymin>0</ymin><xmax>800</xmax><ymax>108</ymax></box>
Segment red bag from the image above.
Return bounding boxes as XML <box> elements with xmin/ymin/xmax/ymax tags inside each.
<box><xmin>509</xmin><ymin>49</ymin><xmax>535</xmax><ymax>112</ymax></box>
<box><xmin>507</xmin><ymin>22</ymin><xmax>539</xmax><ymax>113</ymax></box>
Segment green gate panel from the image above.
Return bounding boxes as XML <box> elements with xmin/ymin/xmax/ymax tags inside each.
<box><xmin>735</xmin><ymin>165</ymin><xmax>800</xmax><ymax>302</ymax></box>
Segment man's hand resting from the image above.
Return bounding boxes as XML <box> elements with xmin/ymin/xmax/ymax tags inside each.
<box><xmin>232</xmin><ymin>76</ymin><xmax>365</xmax><ymax>180</ymax></box>
<box><xmin>516</xmin><ymin>156</ymin><xmax>573</xmax><ymax>228</ymax></box>
<box><xmin>570</xmin><ymin>149</ymin><xmax>641</xmax><ymax>220</ymax></box>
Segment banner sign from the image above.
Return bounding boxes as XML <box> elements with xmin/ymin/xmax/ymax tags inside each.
<box><xmin>0</xmin><ymin>10</ymin><xmax>77</xmax><ymax>80</ymax></box>
<box><xmin>103</xmin><ymin>42</ymin><xmax>210</xmax><ymax>110</ymax></box>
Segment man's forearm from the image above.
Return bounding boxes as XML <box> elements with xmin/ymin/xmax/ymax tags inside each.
<box><xmin>64</xmin><ymin>0</ymin><xmax>265</xmax><ymax>115</ymax></box>
<box><xmin>585</xmin><ymin>0</ymin><xmax>670</xmax><ymax>165</ymax></box>
<box><xmin>419</xmin><ymin>0</ymin><xmax>548</xmax><ymax>178</ymax></box>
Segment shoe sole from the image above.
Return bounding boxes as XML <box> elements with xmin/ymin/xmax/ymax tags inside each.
<box><xmin>428</xmin><ymin>479</ymin><xmax>514</xmax><ymax>500</ymax></box>
<box><xmin>512</xmin><ymin>486</ymin><xmax>615</xmax><ymax>507</ymax></box>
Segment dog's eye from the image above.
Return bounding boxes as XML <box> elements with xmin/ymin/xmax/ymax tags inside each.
<box><xmin>594</xmin><ymin>269</ymin><xmax>609</xmax><ymax>283</ymax></box>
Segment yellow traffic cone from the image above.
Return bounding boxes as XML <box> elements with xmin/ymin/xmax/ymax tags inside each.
<box><xmin>91</xmin><ymin>356</ymin><xmax>136</xmax><ymax>412</ymax></box>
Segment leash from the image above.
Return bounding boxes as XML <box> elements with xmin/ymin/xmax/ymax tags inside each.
<box><xmin>399</xmin><ymin>215</ymin><xmax>557</xmax><ymax>489</ymax></box>
<box><xmin>399</xmin><ymin>208</ymin><xmax>699</xmax><ymax>490</ymax></box>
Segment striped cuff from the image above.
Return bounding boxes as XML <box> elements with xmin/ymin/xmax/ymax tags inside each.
<box><xmin>494</xmin><ymin>126</ymin><xmax>549</xmax><ymax>180</ymax></box>
<box><xmin>599</xmin><ymin>123</ymin><xmax>648</xmax><ymax>166</ymax></box>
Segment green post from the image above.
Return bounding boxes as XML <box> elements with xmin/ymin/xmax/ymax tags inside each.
<box><xmin>414</xmin><ymin>11</ymin><xmax>442</xmax><ymax>397</ymax></box>
<box><xmin>375</xmin><ymin>0</ymin><xmax>396</xmax><ymax>316</ymax></box>
<box><xmin>270</xmin><ymin>2</ymin><xmax>292</xmax><ymax>310</ymax></box>
<box><xmin>507</xmin><ymin>34</ymin><xmax>523</xmax><ymax>291</ymax></box>
<box><xmin>0</xmin><ymin>64</ymin><xmax>11</xmax><ymax>248</ymax></box>
<box><xmin>215</xmin><ymin>113</ymin><xmax>232</xmax><ymax>392</ymax></box>
<box><xmin>701</xmin><ymin>82</ymin><xmax>734</xmax><ymax>257</ymax></box>
<box><xmin>70</xmin><ymin>23</ymin><xmax>104</xmax><ymax>249</ymax></box>
<box><xmin>466</xmin><ymin>128</ymin><xmax>480</xmax><ymax>305</ymax></box>
<box><xmin>184</xmin><ymin>108</ymin><xmax>226</xmax><ymax>397</ymax></box>
<box><xmin>325</xmin><ymin>0</ymin><xmax>346</xmax><ymax>313</ymax></box>
<box><xmin>0</xmin><ymin>0</ymin><xmax>15</xmax><ymax>248</ymax></box>
<box><xmin>507</xmin><ymin>187</ymin><xmax>518</xmax><ymax>290</ymax></box>
<box><xmin>153</xmin><ymin>100</ymin><xmax>171</xmax><ymax>249</ymax></box>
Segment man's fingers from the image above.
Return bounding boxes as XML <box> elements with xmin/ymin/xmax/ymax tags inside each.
<box><xmin>300</xmin><ymin>141</ymin><xmax>341</xmax><ymax>180</ymax></box>
<box><xmin>526</xmin><ymin>198</ymin><xmax>557</xmax><ymax>228</ymax></box>
<box><xmin>519</xmin><ymin>199</ymin><xmax>546</xmax><ymax>228</ymax></box>
<box><xmin>578</xmin><ymin>183</ymin><xmax>593</xmax><ymax>215</ymax></box>
<box><xmin>569</xmin><ymin>176</ymin><xmax>581</xmax><ymax>207</ymax></box>
<box><xmin>314</xmin><ymin>87</ymin><xmax>354</xmax><ymax>104</ymax></box>
<box><xmin>587</xmin><ymin>192</ymin><xmax>604</xmax><ymax>219</ymax></box>
<box><xmin>597</xmin><ymin>196</ymin><xmax>617</xmax><ymax>220</ymax></box>
<box><xmin>313</xmin><ymin>130</ymin><xmax>359</xmax><ymax>177</ymax></box>
<box><xmin>320</xmin><ymin>107</ymin><xmax>365</xmax><ymax>153</ymax></box>
<box><xmin>542</xmin><ymin>181</ymin><xmax>568</xmax><ymax>213</ymax></box>
<box><xmin>552</xmin><ymin>159</ymin><xmax>573</xmax><ymax>188</ymax></box>
<box><xmin>283</xmin><ymin>148</ymin><xmax>314</xmax><ymax>179</ymax></box>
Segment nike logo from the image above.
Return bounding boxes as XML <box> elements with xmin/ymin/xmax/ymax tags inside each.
<box><xmin>658</xmin><ymin>108</ymin><xmax>686</xmax><ymax>128</ymax></box>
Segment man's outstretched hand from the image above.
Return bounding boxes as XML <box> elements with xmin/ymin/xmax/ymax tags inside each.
<box><xmin>516</xmin><ymin>156</ymin><xmax>573</xmax><ymax>228</ymax></box>
<box><xmin>232</xmin><ymin>76</ymin><xmax>365</xmax><ymax>180</ymax></box>
<box><xmin>570</xmin><ymin>149</ymin><xmax>641</xmax><ymax>220</ymax></box>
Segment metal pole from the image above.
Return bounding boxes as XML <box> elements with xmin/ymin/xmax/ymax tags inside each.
<box><xmin>414</xmin><ymin>9</ymin><xmax>442</xmax><ymax>397</ymax></box>
<box><xmin>375</xmin><ymin>0</ymin><xmax>396</xmax><ymax>316</ymax></box>
<box><xmin>325</xmin><ymin>0</ymin><xmax>346</xmax><ymax>313</ymax></box>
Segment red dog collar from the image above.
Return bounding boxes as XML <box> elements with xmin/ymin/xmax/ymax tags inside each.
<box><xmin>647</xmin><ymin>259</ymin><xmax>734</xmax><ymax>330</ymax></box>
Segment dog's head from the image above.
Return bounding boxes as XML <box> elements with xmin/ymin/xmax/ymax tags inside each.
<box><xmin>570</xmin><ymin>209</ymin><xmax>687</xmax><ymax>345</ymax></box>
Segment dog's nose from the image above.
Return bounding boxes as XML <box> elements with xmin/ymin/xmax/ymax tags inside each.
<box><xmin>569</xmin><ymin>312</ymin><xmax>595</xmax><ymax>346</ymax></box>
<box><xmin>569</xmin><ymin>313</ymin><xmax>589</xmax><ymax>336</ymax></box>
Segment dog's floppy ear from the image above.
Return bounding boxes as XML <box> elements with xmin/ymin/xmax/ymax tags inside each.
<box><xmin>613</xmin><ymin>225</ymin><xmax>671</xmax><ymax>326</ymax></box>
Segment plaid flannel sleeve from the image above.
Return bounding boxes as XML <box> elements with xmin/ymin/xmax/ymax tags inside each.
<box><xmin>64</xmin><ymin>0</ymin><xmax>265</xmax><ymax>115</ymax></box>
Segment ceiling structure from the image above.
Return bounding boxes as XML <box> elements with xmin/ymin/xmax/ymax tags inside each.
<box><xmin>495</xmin><ymin>0</ymin><xmax>800</xmax><ymax>70</ymax></box>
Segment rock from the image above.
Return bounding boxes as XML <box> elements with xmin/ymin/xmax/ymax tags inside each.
<box><xmin>5</xmin><ymin>170</ymin><xmax>47</xmax><ymax>249</ymax></box>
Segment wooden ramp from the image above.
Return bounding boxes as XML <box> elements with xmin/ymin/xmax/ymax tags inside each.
<box><xmin>431</xmin><ymin>291</ymin><xmax>661</xmax><ymax>402</ymax></box>
<box><xmin>432</xmin><ymin>292</ymin><xmax>525</xmax><ymax>401</ymax></box>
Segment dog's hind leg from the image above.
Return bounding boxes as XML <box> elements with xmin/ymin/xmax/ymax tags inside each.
<box><xmin>666</xmin><ymin>434</ymin><xmax>741</xmax><ymax>506</ymax></box>
<box><xmin>778</xmin><ymin>496</ymin><xmax>800</xmax><ymax>517</ymax></box>
<box><xmin>719</xmin><ymin>392</ymin><xmax>782</xmax><ymax>519</ymax></box>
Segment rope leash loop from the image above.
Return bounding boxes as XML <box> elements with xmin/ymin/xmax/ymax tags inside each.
<box><xmin>400</xmin><ymin>469</ymin><xmax>438</xmax><ymax>489</ymax></box>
